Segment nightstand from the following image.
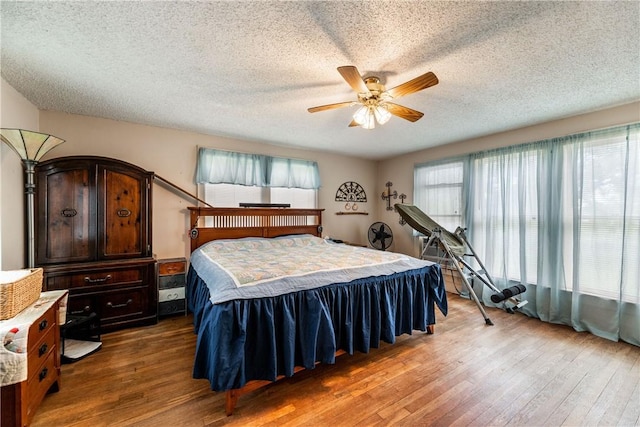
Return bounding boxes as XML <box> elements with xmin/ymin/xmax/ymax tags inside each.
<box><xmin>157</xmin><ymin>258</ymin><xmax>187</xmax><ymax>317</ymax></box>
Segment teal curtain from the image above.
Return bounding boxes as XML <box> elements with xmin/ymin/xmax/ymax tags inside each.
<box><xmin>196</xmin><ymin>148</ymin><xmax>321</xmax><ymax>189</ymax></box>
<box><xmin>267</xmin><ymin>157</ymin><xmax>321</xmax><ymax>189</ymax></box>
<box><xmin>415</xmin><ymin>123</ymin><xmax>640</xmax><ymax>345</ymax></box>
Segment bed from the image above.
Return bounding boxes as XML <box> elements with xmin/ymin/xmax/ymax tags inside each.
<box><xmin>185</xmin><ymin>207</ymin><xmax>448</xmax><ymax>415</ymax></box>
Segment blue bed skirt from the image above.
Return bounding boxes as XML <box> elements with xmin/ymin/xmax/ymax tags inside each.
<box><xmin>187</xmin><ymin>264</ymin><xmax>447</xmax><ymax>391</ymax></box>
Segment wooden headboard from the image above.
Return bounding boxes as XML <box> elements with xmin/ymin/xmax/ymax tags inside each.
<box><xmin>188</xmin><ymin>207</ymin><xmax>324</xmax><ymax>252</ymax></box>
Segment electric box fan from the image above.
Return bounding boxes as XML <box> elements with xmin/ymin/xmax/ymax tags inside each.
<box><xmin>368</xmin><ymin>222</ymin><xmax>393</xmax><ymax>251</ymax></box>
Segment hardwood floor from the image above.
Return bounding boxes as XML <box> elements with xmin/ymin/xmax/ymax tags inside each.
<box><xmin>31</xmin><ymin>294</ymin><xmax>639</xmax><ymax>427</ymax></box>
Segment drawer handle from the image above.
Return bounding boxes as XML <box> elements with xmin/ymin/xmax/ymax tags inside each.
<box><xmin>107</xmin><ymin>299</ymin><xmax>133</xmax><ymax>309</ymax></box>
<box><xmin>39</xmin><ymin>367</ymin><xmax>48</xmax><ymax>382</ymax></box>
<box><xmin>116</xmin><ymin>208</ymin><xmax>131</xmax><ymax>217</ymax></box>
<box><xmin>168</xmin><ymin>293</ymin><xmax>179</xmax><ymax>300</ymax></box>
<box><xmin>39</xmin><ymin>343</ymin><xmax>48</xmax><ymax>357</ymax></box>
<box><xmin>85</xmin><ymin>274</ymin><xmax>112</xmax><ymax>283</ymax></box>
<box><xmin>39</xmin><ymin>319</ymin><xmax>48</xmax><ymax>331</ymax></box>
<box><xmin>71</xmin><ymin>306</ymin><xmax>91</xmax><ymax>315</ymax></box>
<box><xmin>61</xmin><ymin>208</ymin><xmax>77</xmax><ymax>217</ymax></box>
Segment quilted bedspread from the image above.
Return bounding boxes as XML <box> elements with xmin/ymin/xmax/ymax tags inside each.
<box><xmin>189</xmin><ymin>234</ymin><xmax>435</xmax><ymax>304</ymax></box>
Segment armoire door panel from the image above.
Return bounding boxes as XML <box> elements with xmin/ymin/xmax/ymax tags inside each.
<box><xmin>98</xmin><ymin>166</ymin><xmax>149</xmax><ymax>259</ymax></box>
<box><xmin>37</xmin><ymin>164</ymin><xmax>96</xmax><ymax>264</ymax></box>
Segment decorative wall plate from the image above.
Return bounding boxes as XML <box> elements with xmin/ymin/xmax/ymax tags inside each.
<box><xmin>335</xmin><ymin>181</ymin><xmax>367</xmax><ymax>202</ymax></box>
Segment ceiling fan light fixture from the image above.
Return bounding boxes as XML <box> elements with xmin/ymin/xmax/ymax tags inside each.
<box><xmin>352</xmin><ymin>105</ymin><xmax>370</xmax><ymax>126</ymax></box>
<box><xmin>361</xmin><ymin>109</ymin><xmax>376</xmax><ymax>129</ymax></box>
<box><xmin>374</xmin><ymin>104</ymin><xmax>391</xmax><ymax>125</ymax></box>
<box><xmin>353</xmin><ymin>104</ymin><xmax>388</xmax><ymax>129</ymax></box>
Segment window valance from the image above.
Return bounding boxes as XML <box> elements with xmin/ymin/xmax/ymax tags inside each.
<box><xmin>196</xmin><ymin>148</ymin><xmax>321</xmax><ymax>189</ymax></box>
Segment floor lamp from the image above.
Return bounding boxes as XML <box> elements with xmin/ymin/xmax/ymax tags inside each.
<box><xmin>0</xmin><ymin>129</ymin><xmax>65</xmax><ymax>268</ymax></box>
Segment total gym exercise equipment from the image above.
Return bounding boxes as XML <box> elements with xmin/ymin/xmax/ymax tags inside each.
<box><xmin>395</xmin><ymin>203</ymin><xmax>527</xmax><ymax>325</ymax></box>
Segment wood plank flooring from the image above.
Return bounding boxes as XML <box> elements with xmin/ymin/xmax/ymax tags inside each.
<box><xmin>31</xmin><ymin>294</ymin><xmax>640</xmax><ymax>427</ymax></box>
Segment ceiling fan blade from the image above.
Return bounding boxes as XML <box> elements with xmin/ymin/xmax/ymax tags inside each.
<box><xmin>385</xmin><ymin>102</ymin><xmax>424</xmax><ymax>122</ymax></box>
<box><xmin>386</xmin><ymin>72</ymin><xmax>438</xmax><ymax>99</ymax></box>
<box><xmin>308</xmin><ymin>101</ymin><xmax>356</xmax><ymax>113</ymax></box>
<box><xmin>337</xmin><ymin>66</ymin><xmax>370</xmax><ymax>94</ymax></box>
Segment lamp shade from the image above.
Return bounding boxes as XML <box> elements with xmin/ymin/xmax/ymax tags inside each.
<box><xmin>373</xmin><ymin>105</ymin><xmax>391</xmax><ymax>125</ymax></box>
<box><xmin>352</xmin><ymin>105</ymin><xmax>370</xmax><ymax>126</ymax></box>
<box><xmin>0</xmin><ymin>128</ymin><xmax>65</xmax><ymax>161</ymax></box>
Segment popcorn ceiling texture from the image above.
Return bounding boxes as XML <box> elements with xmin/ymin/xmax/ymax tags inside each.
<box><xmin>1</xmin><ymin>1</ymin><xmax>638</xmax><ymax>159</ymax></box>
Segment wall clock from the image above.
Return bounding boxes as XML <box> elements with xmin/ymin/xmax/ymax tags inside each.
<box><xmin>335</xmin><ymin>181</ymin><xmax>367</xmax><ymax>202</ymax></box>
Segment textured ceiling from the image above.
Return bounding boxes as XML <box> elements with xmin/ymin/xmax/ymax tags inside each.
<box><xmin>1</xmin><ymin>1</ymin><xmax>639</xmax><ymax>160</ymax></box>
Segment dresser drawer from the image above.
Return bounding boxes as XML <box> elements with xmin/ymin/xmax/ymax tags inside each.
<box><xmin>158</xmin><ymin>260</ymin><xmax>186</xmax><ymax>275</ymax></box>
<box><xmin>158</xmin><ymin>274</ymin><xmax>186</xmax><ymax>290</ymax></box>
<box><xmin>25</xmin><ymin>350</ymin><xmax>58</xmax><ymax>422</ymax></box>
<box><xmin>27</xmin><ymin>305</ymin><xmax>56</xmax><ymax>352</ymax></box>
<box><xmin>159</xmin><ymin>287</ymin><xmax>185</xmax><ymax>302</ymax></box>
<box><xmin>27</xmin><ymin>326</ymin><xmax>56</xmax><ymax>376</ymax></box>
<box><xmin>159</xmin><ymin>299</ymin><xmax>185</xmax><ymax>316</ymax></box>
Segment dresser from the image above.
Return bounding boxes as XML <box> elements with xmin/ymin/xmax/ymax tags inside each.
<box><xmin>1</xmin><ymin>291</ymin><xmax>67</xmax><ymax>427</ymax></box>
<box><xmin>35</xmin><ymin>156</ymin><xmax>157</xmax><ymax>332</ymax></box>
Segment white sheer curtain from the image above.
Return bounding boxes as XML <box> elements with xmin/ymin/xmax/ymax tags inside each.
<box><xmin>416</xmin><ymin>123</ymin><xmax>640</xmax><ymax>345</ymax></box>
<box><xmin>414</xmin><ymin>160</ymin><xmax>466</xmax><ymax>233</ymax></box>
<box><xmin>467</xmin><ymin>124</ymin><xmax>640</xmax><ymax>345</ymax></box>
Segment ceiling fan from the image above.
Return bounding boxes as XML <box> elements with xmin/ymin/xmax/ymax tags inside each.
<box><xmin>307</xmin><ymin>66</ymin><xmax>438</xmax><ymax>129</ymax></box>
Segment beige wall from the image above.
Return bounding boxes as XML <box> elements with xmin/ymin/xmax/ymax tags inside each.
<box><xmin>0</xmin><ymin>78</ymin><xmax>40</xmax><ymax>270</ymax></box>
<box><xmin>378</xmin><ymin>101</ymin><xmax>640</xmax><ymax>257</ymax></box>
<box><xmin>37</xmin><ymin>111</ymin><xmax>379</xmax><ymax>261</ymax></box>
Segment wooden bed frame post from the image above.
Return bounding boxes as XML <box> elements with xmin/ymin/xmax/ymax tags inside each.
<box><xmin>225</xmin><ymin>390</ymin><xmax>239</xmax><ymax>416</ymax></box>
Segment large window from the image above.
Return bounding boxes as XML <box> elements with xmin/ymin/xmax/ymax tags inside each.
<box><xmin>415</xmin><ymin>124</ymin><xmax>640</xmax><ymax>345</ymax></box>
<box><xmin>568</xmin><ymin>136</ymin><xmax>640</xmax><ymax>301</ymax></box>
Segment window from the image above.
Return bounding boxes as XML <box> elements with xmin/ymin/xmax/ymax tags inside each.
<box><xmin>414</xmin><ymin>160</ymin><xmax>464</xmax><ymax>233</ymax></box>
<box><xmin>196</xmin><ymin>148</ymin><xmax>320</xmax><ymax>210</ymax></box>
<box><xmin>415</xmin><ymin>124</ymin><xmax>640</xmax><ymax>344</ymax></box>
<box><xmin>566</xmin><ymin>136</ymin><xmax>640</xmax><ymax>301</ymax></box>
<box><xmin>414</xmin><ymin>125</ymin><xmax>640</xmax><ymax>302</ymax></box>
<box><xmin>202</xmin><ymin>183</ymin><xmax>317</xmax><ymax>208</ymax></box>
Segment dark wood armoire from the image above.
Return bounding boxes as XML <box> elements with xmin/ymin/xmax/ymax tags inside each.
<box><xmin>35</xmin><ymin>156</ymin><xmax>157</xmax><ymax>332</ymax></box>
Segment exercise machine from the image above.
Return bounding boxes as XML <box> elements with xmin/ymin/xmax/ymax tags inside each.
<box><xmin>395</xmin><ymin>204</ymin><xmax>527</xmax><ymax>325</ymax></box>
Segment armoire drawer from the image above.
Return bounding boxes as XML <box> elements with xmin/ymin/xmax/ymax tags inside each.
<box><xmin>43</xmin><ymin>259</ymin><xmax>157</xmax><ymax>332</ymax></box>
<box><xmin>100</xmin><ymin>287</ymin><xmax>148</xmax><ymax>320</ymax></box>
<box><xmin>66</xmin><ymin>286</ymin><xmax>149</xmax><ymax>322</ymax></box>
<box><xmin>44</xmin><ymin>266</ymin><xmax>146</xmax><ymax>290</ymax></box>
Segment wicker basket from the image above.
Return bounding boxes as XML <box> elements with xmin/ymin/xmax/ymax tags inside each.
<box><xmin>0</xmin><ymin>268</ymin><xmax>43</xmax><ymax>320</ymax></box>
